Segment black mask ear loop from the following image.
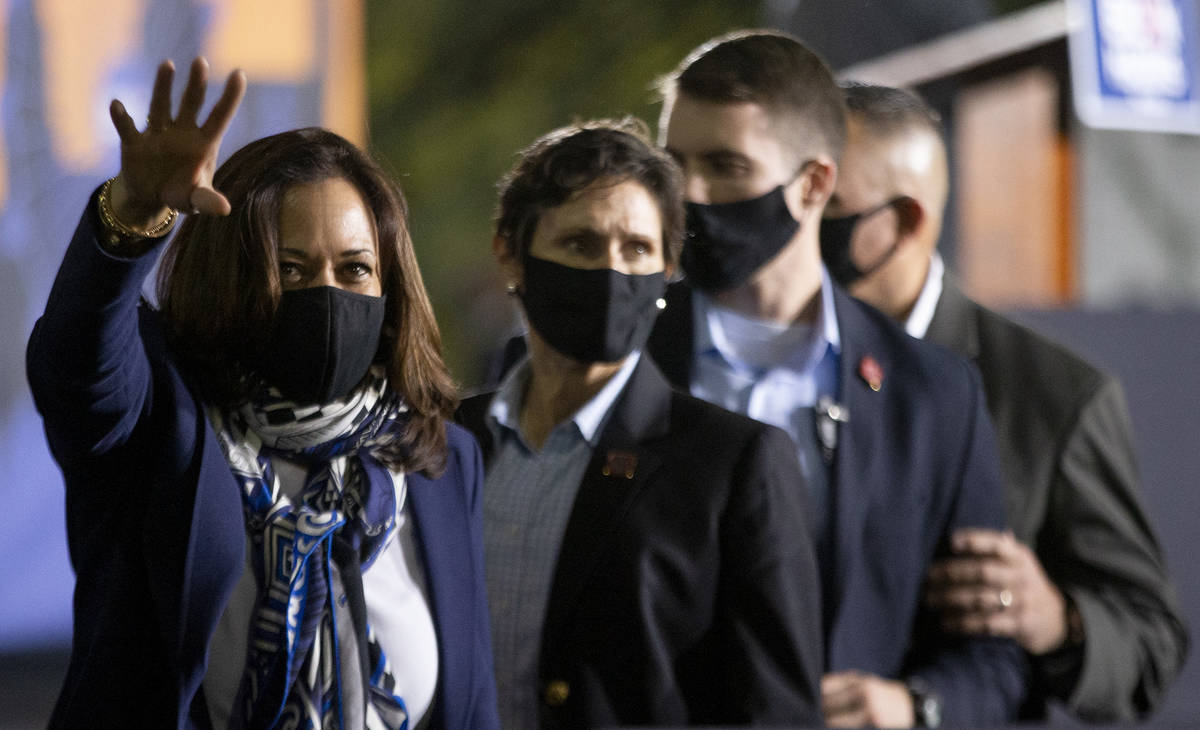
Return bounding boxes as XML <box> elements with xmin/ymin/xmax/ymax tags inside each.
<box><xmin>821</xmin><ymin>195</ymin><xmax>914</xmax><ymax>286</ymax></box>
<box><xmin>852</xmin><ymin>195</ymin><xmax>915</xmax><ymax>277</ymax></box>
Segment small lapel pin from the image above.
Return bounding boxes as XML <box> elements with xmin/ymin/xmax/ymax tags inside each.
<box><xmin>602</xmin><ymin>450</ymin><xmax>638</xmax><ymax>479</ymax></box>
<box><xmin>815</xmin><ymin>395</ymin><xmax>849</xmax><ymax>464</ymax></box>
<box><xmin>858</xmin><ymin>355</ymin><xmax>884</xmax><ymax>392</ymax></box>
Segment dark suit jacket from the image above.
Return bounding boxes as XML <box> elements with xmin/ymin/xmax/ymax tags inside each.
<box><xmin>927</xmin><ymin>278</ymin><xmax>1189</xmax><ymax>722</ymax></box>
<box><xmin>26</xmin><ymin>197</ymin><xmax>500</xmax><ymax>730</ymax></box>
<box><xmin>647</xmin><ymin>281</ymin><xmax>1028</xmax><ymax>725</ymax></box>
<box><xmin>456</xmin><ymin>357</ymin><xmax>824</xmax><ymax>727</ymax></box>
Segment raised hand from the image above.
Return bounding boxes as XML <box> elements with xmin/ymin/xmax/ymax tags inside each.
<box><xmin>107</xmin><ymin>57</ymin><xmax>246</xmax><ymax>228</ymax></box>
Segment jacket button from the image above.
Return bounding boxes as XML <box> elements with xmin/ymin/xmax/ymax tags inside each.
<box><xmin>544</xmin><ymin>679</ymin><xmax>570</xmax><ymax>707</ymax></box>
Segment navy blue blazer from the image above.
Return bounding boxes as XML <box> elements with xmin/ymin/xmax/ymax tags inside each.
<box><xmin>26</xmin><ymin>197</ymin><xmax>499</xmax><ymax>730</ymax></box>
<box><xmin>647</xmin><ymin>281</ymin><xmax>1029</xmax><ymax>725</ymax></box>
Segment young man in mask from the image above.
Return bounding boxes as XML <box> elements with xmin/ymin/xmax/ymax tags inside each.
<box><xmin>824</xmin><ymin>82</ymin><xmax>1188</xmax><ymax>723</ymax></box>
<box><xmin>649</xmin><ymin>31</ymin><xmax>1026</xmax><ymax>727</ymax></box>
<box><xmin>455</xmin><ymin>119</ymin><xmax>824</xmax><ymax>728</ymax></box>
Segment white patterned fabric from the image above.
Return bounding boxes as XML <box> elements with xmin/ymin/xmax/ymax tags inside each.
<box><xmin>206</xmin><ymin>366</ymin><xmax>411</xmax><ymax>730</ymax></box>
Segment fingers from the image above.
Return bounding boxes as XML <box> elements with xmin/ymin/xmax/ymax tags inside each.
<box><xmin>927</xmin><ymin>555</ymin><xmax>1013</xmax><ymax>588</ymax></box>
<box><xmin>109</xmin><ymin>100</ymin><xmax>140</xmax><ymax>143</ymax></box>
<box><xmin>821</xmin><ymin>671</ymin><xmax>860</xmax><ymax>694</ymax></box>
<box><xmin>823</xmin><ymin>673</ymin><xmax>913</xmax><ymax>727</ymax></box>
<box><xmin>942</xmin><ymin>604</ymin><xmax>1021</xmax><ymax>637</ymax></box>
<box><xmin>201</xmin><ymin>68</ymin><xmax>247</xmax><ymax>138</ymax></box>
<box><xmin>176</xmin><ymin>57</ymin><xmax>210</xmax><ymax>126</ymax></box>
<box><xmin>926</xmin><ymin>581</ymin><xmax>1015</xmax><ymax>612</ymax></box>
<box><xmin>826</xmin><ymin>705</ymin><xmax>869</xmax><ymax>727</ymax></box>
<box><xmin>950</xmin><ymin>527</ymin><xmax>1018</xmax><ymax>558</ymax></box>
<box><xmin>822</xmin><ymin>673</ymin><xmax>866</xmax><ymax>726</ymax></box>
<box><xmin>926</xmin><ymin>553</ymin><xmax>1016</xmax><ymax>613</ymax></box>
<box><xmin>146</xmin><ymin>60</ymin><xmax>175</xmax><ymax>130</ymax></box>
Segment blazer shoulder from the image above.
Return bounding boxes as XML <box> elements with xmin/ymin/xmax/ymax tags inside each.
<box><xmin>972</xmin><ymin>302</ymin><xmax>1110</xmax><ymax>400</ymax></box>
<box><xmin>665</xmin><ymin>388</ymin><xmax>791</xmax><ymax>455</ymax></box>
<box><xmin>668</xmin><ymin>389</ymin><xmax>756</xmax><ymax>428</ymax></box>
<box><xmin>445</xmin><ymin>419</ymin><xmax>482</xmax><ymax>458</ymax></box>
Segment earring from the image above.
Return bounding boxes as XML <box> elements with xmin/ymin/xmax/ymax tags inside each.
<box><xmin>505</xmin><ymin>281</ymin><xmax>518</xmax><ymax>296</ymax></box>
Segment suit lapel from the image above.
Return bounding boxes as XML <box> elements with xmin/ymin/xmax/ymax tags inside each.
<box><xmin>145</xmin><ymin>401</ymin><xmax>244</xmax><ymax>725</ymax></box>
<box><xmin>826</xmin><ymin>288</ymin><xmax>896</xmax><ymax>653</ymax></box>
<box><xmin>926</xmin><ymin>277</ymin><xmax>980</xmax><ymax>360</ymax></box>
<box><xmin>407</xmin><ymin>468</ymin><xmax>475</xmax><ymax>730</ymax></box>
<box><xmin>540</xmin><ymin>358</ymin><xmax>671</xmax><ymax>650</ymax></box>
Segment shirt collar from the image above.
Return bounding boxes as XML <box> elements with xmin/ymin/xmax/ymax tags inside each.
<box><xmin>903</xmin><ymin>252</ymin><xmax>944</xmax><ymax>339</ymax></box>
<box><xmin>693</xmin><ymin>265</ymin><xmax>842</xmax><ymax>371</ymax></box>
<box><xmin>487</xmin><ymin>349</ymin><xmax>642</xmax><ymax>446</ymax></box>
<box><xmin>817</xmin><ymin>265</ymin><xmax>841</xmax><ymax>354</ymax></box>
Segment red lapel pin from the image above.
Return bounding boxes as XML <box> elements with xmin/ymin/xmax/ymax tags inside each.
<box><xmin>602</xmin><ymin>450</ymin><xmax>638</xmax><ymax>479</ymax></box>
<box><xmin>858</xmin><ymin>355</ymin><xmax>884</xmax><ymax>392</ymax></box>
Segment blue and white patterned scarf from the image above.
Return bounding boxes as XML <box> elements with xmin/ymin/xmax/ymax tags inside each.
<box><xmin>207</xmin><ymin>366</ymin><xmax>410</xmax><ymax>730</ymax></box>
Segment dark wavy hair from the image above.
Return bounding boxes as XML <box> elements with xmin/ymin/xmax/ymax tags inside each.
<box><xmin>494</xmin><ymin>118</ymin><xmax>684</xmax><ymax>267</ymax></box>
<box><xmin>659</xmin><ymin>29</ymin><xmax>847</xmax><ymax>165</ymax></box>
<box><xmin>156</xmin><ymin>127</ymin><xmax>456</xmax><ymax>476</ymax></box>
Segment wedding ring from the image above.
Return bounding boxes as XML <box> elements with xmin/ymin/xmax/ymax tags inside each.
<box><xmin>998</xmin><ymin>588</ymin><xmax>1014</xmax><ymax>609</ymax></box>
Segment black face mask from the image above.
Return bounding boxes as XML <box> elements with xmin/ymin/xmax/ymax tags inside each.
<box><xmin>820</xmin><ymin>197</ymin><xmax>907</xmax><ymax>286</ymax></box>
<box><xmin>520</xmin><ymin>254</ymin><xmax>667</xmax><ymax>364</ymax></box>
<box><xmin>682</xmin><ymin>185</ymin><xmax>800</xmax><ymax>293</ymax></box>
<box><xmin>258</xmin><ymin>286</ymin><xmax>387</xmax><ymax>404</ymax></box>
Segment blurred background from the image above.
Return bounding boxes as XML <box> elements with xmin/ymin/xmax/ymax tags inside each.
<box><xmin>2</xmin><ymin>0</ymin><xmax>1198</xmax><ymax>726</ymax></box>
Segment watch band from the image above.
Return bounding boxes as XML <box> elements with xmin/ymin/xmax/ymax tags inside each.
<box><xmin>907</xmin><ymin>677</ymin><xmax>943</xmax><ymax>728</ymax></box>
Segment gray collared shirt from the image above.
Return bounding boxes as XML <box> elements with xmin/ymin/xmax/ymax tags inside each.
<box><xmin>483</xmin><ymin>351</ymin><xmax>640</xmax><ymax>730</ymax></box>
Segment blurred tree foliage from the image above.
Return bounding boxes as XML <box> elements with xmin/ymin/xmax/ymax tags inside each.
<box><xmin>366</xmin><ymin>1</ymin><xmax>756</xmax><ymax>388</ymax></box>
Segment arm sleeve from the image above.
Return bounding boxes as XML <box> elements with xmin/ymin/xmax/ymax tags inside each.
<box><xmin>1039</xmin><ymin>377</ymin><xmax>1189</xmax><ymax>722</ymax></box>
<box><xmin>26</xmin><ymin>188</ymin><xmax>162</xmax><ymax>463</ymax></box>
<box><xmin>906</xmin><ymin>364</ymin><xmax>1030</xmax><ymax>725</ymax></box>
<box><xmin>457</xmin><ymin>430</ymin><xmax>502</xmax><ymax>730</ymax></box>
<box><xmin>714</xmin><ymin>424</ymin><xmax>824</xmax><ymax>725</ymax></box>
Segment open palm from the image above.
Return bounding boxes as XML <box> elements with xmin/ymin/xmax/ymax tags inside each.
<box><xmin>109</xmin><ymin>57</ymin><xmax>245</xmax><ymax>222</ymax></box>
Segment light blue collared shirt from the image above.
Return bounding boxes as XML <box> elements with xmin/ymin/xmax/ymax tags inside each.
<box><xmin>690</xmin><ymin>268</ymin><xmax>842</xmax><ymax>557</ymax></box>
<box><xmin>690</xmin><ymin>266</ymin><xmax>842</xmax><ymax>477</ymax></box>
<box><xmin>483</xmin><ymin>350</ymin><xmax>641</xmax><ymax>730</ymax></box>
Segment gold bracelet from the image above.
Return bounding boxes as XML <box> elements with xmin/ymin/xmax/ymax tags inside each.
<box><xmin>97</xmin><ymin>177</ymin><xmax>178</xmax><ymax>240</ymax></box>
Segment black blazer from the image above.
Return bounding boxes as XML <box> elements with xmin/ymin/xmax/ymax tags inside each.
<box><xmin>927</xmin><ymin>278</ymin><xmax>1189</xmax><ymax>722</ymax></box>
<box><xmin>457</xmin><ymin>356</ymin><xmax>823</xmax><ymax>727</ymax></box>
<box><xmin>647</xmin><ymin>281</ymin><xmax>1028</xmax><ymax>725</ymax></box>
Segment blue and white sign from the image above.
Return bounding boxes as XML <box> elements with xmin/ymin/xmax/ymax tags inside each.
<box><xmin>1070</xmin><ymin>0</ymin><xmax>1200</xmax><ymax>133</ymax></box>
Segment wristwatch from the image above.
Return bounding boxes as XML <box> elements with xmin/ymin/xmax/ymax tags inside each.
<box><xmin>907</xmin><ymin>677</ymin><xmax>943</xmax><ymax>728</ymax></box>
